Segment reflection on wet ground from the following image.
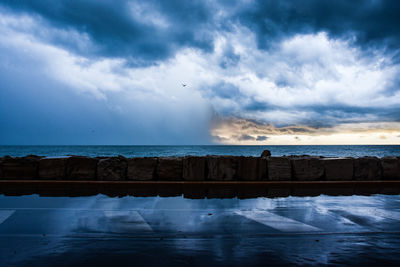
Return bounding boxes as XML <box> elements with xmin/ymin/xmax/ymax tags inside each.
<box><xmin>0</xmin><ymin>194</ymin><xmax>400</xmax><ymax>266</ymax></box>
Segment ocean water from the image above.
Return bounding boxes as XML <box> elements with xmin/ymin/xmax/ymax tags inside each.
<box><xmin>0</xmin><ymin>145</ymin><xmax>399</xmax><ymax>158</ymax></box>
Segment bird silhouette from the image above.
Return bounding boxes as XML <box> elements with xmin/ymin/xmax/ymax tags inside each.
<box><xmin>182</xmin><ymin>83</ymin><xmax>187</xmax><ymax>87</ymax></box>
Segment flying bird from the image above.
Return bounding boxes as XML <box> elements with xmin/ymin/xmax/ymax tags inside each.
<box><xmin>182</xmin><ymin>83</ymin><xmax>187</xmax><ymax>87</ymax></box>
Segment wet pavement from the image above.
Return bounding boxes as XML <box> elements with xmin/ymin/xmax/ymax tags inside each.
<box><xmin>0</xmin><ymin>194</ymin><xmax>400</xmax><ymax>266</ymax></box>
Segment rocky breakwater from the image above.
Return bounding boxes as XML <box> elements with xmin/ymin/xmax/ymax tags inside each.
<box><xmin>0</xmin><ymin>151</ymin><xmax>399</xmax><ymax>181</ymax></box>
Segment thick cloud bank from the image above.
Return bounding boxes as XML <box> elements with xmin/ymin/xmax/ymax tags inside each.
<box><xmin>0</xmin><ymin>0</ymin><xmax>399</xmax><ymax>144</ymax></box>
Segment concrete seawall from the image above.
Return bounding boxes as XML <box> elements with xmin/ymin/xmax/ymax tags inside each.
<box><xmin>1</xmin><ymin>153</ymin><xmax>399</xmax><ymax>198</ymax></box>
<box><xmin>1</xmin><ymin>154</ymin><xmax>399</xmax><ymax>181</ymax></box>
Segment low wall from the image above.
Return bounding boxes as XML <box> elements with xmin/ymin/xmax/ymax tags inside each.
<box><xmin>0</xmin><ymin>154</ymin><xmax>399</xmax><ymax>181</ymax></box>
<box><xmin>1</xmin><ymin>180</ymin><xmax>399</xmax><ymax>199</ymax></box>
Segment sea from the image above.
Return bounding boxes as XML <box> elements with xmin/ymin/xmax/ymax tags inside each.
<box><xmin>0</xmin><ymin>145</ymin><xmax>399</xmax><ymax>158</ymax></box>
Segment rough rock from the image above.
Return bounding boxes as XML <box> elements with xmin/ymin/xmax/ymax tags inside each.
<box><xmin>354</xmin><ymin>157</ymin><xmax>381</xmax><ymax>180</ymax></box>
<box><xmin>207</xmin><ymin>156</ymin><xmax>238</xmax><ymax>181</ymax></box>
<box><xmin>381</xmin><ymin>157</ymin><xmax>400</xmax><ymax>179</ymax></box>
<box><xmin>97</xmin><ymin>157</ymin><xmax>127</xmax><ymax>181</ymax></box>
<box><xmin>39</xmin><ymin>157</ymin><xmax>68</xmax><ymax>179</ymax></box>
<box><xmin>261</xmin><ymin>150</ymin><xmax>271</xmax><ymax>158</ymax></box>
<box><xmin>291</xmin><ymin>157</ymin><xmax>324</xmax><ymax>181</ymax></box>
<box><xmin>127</xmin><ymin>157</ymin><xmax>157</xmax><ymax>180</ymax></box>
<box><xmin>267</xmin><ymin>157</ymin><xmax>291</xmax><ymax>181</ymax></box>
<box><xmin>66</xmin><ymin>156</ymin><xmax>97</xmax><ymax>180</ymax></box>
<box><xmin>323</xmin><ymin>158</ymin><xmax>354</xmax><ymax>181</ymax></box>
<box><xmin>2</xmin><ymin>155</ymin><xmax>41</xmax><ymax>179</ymax></box>
<box><xmin>156</xmin><ymin>157</ymin><xmax>183</xmax><ymax>181</ymax></box>
<box><xmin>237</xmin><ymin>157</ymin><xmax>267</xmax><ymax>181</ymax></box>
<box><xmin>182</xmin><ymin>156</ymin><xmax>206</xmax><ymax>181</ymax></box>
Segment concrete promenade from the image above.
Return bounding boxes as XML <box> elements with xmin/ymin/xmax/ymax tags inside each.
<box><xmin>0</xmin><ymin>194</ymin><xmax>400</xmax><ymax>265</ymax></box>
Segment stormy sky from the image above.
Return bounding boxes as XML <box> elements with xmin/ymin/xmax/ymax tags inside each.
<box><xmin>0</xmin><ymin>0</ymin><xmax>399</xmax><ymax>144</ymax></box>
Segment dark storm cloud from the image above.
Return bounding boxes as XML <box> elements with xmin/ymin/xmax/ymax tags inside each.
<box><xmin>1</xmin><ymin>0</ymin><xmax>400</xmax><ymax>64</ymax></box>
<box><xmin>0</xmin><ymin>0</ymin><xmax>215</xmax><ymax>65</ymax></box>
<box><xmin>206</xmin><ymin>82</ymin><xmax>243</xmax><ymax>100</ymax></box>
<box><xmin>236</xmin><ymin>134</ymin><xmax>255</xmax><ymax>141</ymax></box>
<box><xmin>256</xmin><ymin>135</ymin><xmax>268</xmax><ymax>141</ymax></box>
<box><xmin>217</xmin><ymin>93</ymin><xmax>400</xmax><ymax>127</ymax></box>
<box><xmin>0</xmin><ymin>36</ymin><xmax>213</xmax><ymax>145</ymax></box>
<box><xmin>283</xmin><ymin>105</ymin><xmax>400</xmax><ymax>127</ymax></box>
<box><xmin>235</xmin><ymin>0</ymin><xmax>400</xmax><ymax>53</ymax></box>
<box><xmin>219</xmin><ymin>45</ymin><xmax>241</xmax><ymax>69</ymax></box>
